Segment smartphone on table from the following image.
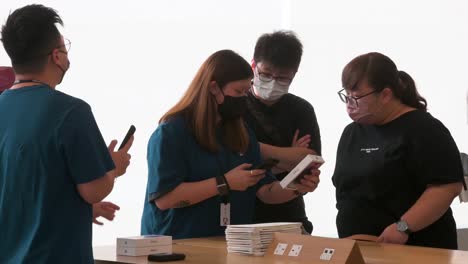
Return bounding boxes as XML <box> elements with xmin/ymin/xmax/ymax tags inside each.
<box><xmin>148</xmin><ymin>253</ymin><xmax>186</xmax><ymax>262</ymax></box>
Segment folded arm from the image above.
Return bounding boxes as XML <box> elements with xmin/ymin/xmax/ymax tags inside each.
<box><xmin>260</xmin><ymin>143</ymin><xmax>317</xmax><ymax>171</ymax></box>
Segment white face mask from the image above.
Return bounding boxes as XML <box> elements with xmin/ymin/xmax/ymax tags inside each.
<box><xmin>252</xmin><ymin>75</ymin><xmax>290</xmax><ymax>101</ymax></box>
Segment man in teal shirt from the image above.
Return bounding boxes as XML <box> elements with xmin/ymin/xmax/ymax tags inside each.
<box><xmin>0</xmin><ymin>4</ymin><xmax>133</xmax><ymax>263</ymax></box>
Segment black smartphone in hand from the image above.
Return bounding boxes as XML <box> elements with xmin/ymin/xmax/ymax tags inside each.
<box><xmin>148</xmin><ymin>253</ymin><xmax>186</xmax><ymax>262</ymax></box>
<box><xmin>118</xmin><ymin>125</ymin><xmax>136</xmax><ymax>150</ymax></box>
<box><xmin>254</xmin><ymin>158</ymin><xmax>279</xmax><ymax>170</ymax></box>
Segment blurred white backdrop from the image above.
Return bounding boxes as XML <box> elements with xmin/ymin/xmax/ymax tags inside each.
<box><xmin>1</xmin><ymin>0</ymin><xmax>467</xmax><ymax>246</ymax></box>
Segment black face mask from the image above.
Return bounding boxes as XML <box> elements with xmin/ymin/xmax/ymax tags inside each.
<box><xmin>218</xmin><ymin>95</ymin><xmax>247</xmax><ymax>120</ymax></box>
<box><xmin>55</xmin><ymin>58</ymin><xmax>70</xmax><ymax>85</ymax></box>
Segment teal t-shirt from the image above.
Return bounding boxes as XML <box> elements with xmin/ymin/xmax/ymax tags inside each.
<box><xmin>0</xmin><ymin>85</ymin><xmax>115</xmax><ymax>263</ymax></box>
<box><xmin>141</xmin><ymin>116</ymin><xmax>274</xmax><ymax>239</ymax></box>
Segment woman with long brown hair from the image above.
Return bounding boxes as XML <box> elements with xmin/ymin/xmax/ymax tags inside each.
<box><xmin>141</xmin><ymin>50</ymin><xmax>320</xmax><ymax>239</ymax></box>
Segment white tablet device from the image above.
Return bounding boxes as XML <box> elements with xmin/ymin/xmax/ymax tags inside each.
<box><xmin>279</xmin><ymin>154</ymin><xmax>325</xmax><ymax>189</ymax></box>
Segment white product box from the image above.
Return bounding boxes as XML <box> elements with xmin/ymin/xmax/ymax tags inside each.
<box><xmin>279</xmin><ymin>154</ymin><xmax>324</xmax><ymax>189</ymax></box>
<box><xmin>117</xmin><ymin>235</ymin><xmax>172</xmax><ymax>248</ymax></box>
<box><xmin>116</xmin><ymin>244</ymin><xmax>172</xmax><ymax>256</ymax></box>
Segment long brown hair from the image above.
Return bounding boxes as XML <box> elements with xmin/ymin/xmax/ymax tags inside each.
<box><xmin>160</xmin><ymin>50</ymin><xmax>253</xmax><ymax>153</ymax></box>
<box><xmin>342</xmin><ymin>52</ymin><xmax>427</xmax><ymax>111</ymax></box>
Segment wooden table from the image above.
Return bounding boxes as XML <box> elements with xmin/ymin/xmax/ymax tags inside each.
<box><xmin>94</xmin><ymin>236</ymin><xmax>468</xmax><ymax>264</ymax></box>
<box><xmin>94</xmin><ymin>237</ymin><xmax>255</xmax><ymax>264</ymax></box>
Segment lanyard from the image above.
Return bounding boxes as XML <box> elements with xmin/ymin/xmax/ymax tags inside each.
<box><xmin>13</xmin><ymin>79</ymin><xmax>50</xmax><ymax>87</ymax></box>
<box><xmin>220</xmin><ymin>192</ymin><xmax>229</xmax><ymax>204</ymax></box>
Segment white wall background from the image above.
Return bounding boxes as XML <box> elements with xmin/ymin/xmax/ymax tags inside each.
<box><xmin>1</xmin><ymin>0</ymin><xmax>467</xmax><ymax>246</ymax></box>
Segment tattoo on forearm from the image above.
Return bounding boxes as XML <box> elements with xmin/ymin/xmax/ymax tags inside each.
<box><xmin>173</xmin><ymin>200</ymin><xmax>191</xmax><ymax>208</ymax></box>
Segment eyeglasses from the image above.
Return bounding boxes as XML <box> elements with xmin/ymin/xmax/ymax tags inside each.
<box><xmin>256</xmin><ymin>67</ymin><xmax>293</xmax><ymax>86</ymax></box>
<box><xmin>59</xmin><ymin>38</ymin><xmax>72</xmax><ymax>53</ymax></box>
<box><xmin>337</xmin><ymin>88</ymin><xmax>379</xmax><ymax>107</ymax></box>
<box><xmin>51</xmin><ymin>38</ymin><xmax>71</xmax><ymax>55</ymax></box>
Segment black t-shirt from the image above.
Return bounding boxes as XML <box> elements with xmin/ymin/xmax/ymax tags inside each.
<box><xmin>332</xmin><ymin>110</ymin><xmax>464</xmax><ymax>249</ymax></box>
<box><xmin>244</xmin><ymin>91</ymin><xmax>321</xmax><ymax>233</ymax></box>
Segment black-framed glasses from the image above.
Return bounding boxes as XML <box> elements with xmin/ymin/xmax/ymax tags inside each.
<box><xmin>337</xmin><ymin>88</ymin><xmax>379</xmax><ymax>107</ymax></box>
<box><xmin>255</xmin><ymin>67</ymin><xmax>293</xmax><ymax>86</ymax></box>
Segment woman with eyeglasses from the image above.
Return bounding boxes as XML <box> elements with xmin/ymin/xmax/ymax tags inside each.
<box><xmin>141</xmin><ymin>50</ymin><xmax>320</xmax><ymax>239</ymax></box>
<box><xmin>332</xmin><ymin>52</ymin><xmax>465</xmax><ymax>249</ymax></box>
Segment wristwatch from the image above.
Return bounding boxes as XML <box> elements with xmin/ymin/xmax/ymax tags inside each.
<box><xmin>396</xmin><ymin>219</ymin><xmax>412</xmax><ymax>235</ymax></box>
<box><xmin>215</xmin><ymin>174</ymin><xmax>230</xmax><ymax>196</ymax></box>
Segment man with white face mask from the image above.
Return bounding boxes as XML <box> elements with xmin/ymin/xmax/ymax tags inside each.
<box><xmin>244</xmin><ymin>30</ymin><xmax>321</xmax><ymax>234</ymax></box>
<box><xmin>252</xmin><ymin>63</ymin><xmax>291</xmax><ymax>101</ymax></box>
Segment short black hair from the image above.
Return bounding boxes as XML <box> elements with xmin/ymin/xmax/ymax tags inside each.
<box><xmin>1</xmin><ymin>4</ymin><xmax>63</xmax><ymax>74</ymax></box>
<box><xmin>253</xmin><ymin>30</ymin><xmax>303</xmax><ymax>71</ymax></box>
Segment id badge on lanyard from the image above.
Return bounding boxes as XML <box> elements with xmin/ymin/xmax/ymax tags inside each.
<box><xmin>216</xmin><ymin>153</ymin><xmax>232</xmax><ymax>226</ymax></box>
<box><xmin>220</xmin><ymin>201</ymin><xmax>231</xmax><ymax>226</ymax></box>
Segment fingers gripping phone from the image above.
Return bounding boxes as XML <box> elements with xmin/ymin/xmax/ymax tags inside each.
<box><xmin>254</xmin><ymin>158</ymin><xmax>279</xmax><ymax>170</ymax></box>
<box><xmin>118</xmin><ymin>125</ymin><xmax>136</xmax><ymax>150</ymax></box>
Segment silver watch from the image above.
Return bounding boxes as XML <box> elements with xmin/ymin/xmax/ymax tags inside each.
<box><xmin>396</xmin><ymin>219</ymin><xmax>412</xmax><ymax>235</ymax></box>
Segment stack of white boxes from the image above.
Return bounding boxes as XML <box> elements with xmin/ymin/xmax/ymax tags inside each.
<box><xmin>225</xmin><ymin>222</ymin><xmax>302</xmax><ymax>256</ymax></box>
<box><xmin>116</xmin><ymin>235</ymin><xmax>172</xmax><ymax>256</ymax></box>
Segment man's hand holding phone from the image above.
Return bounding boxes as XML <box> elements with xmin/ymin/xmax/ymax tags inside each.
<box><xmin>108</xmin><ymin>125</ymin><xmax>135</xmax><ymax>177</ymax></box>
